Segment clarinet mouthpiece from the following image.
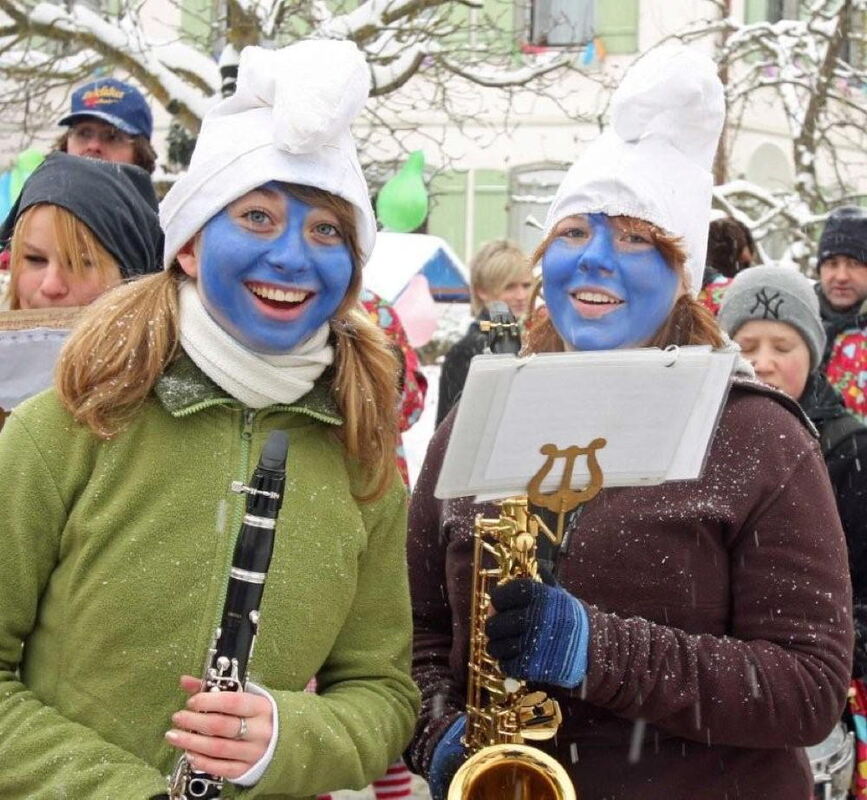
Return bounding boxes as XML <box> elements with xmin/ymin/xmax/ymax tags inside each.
<box><xmin>260</xmin><ymin>430</ymin><xmax>289</xmax><ymax>471</ymax></box>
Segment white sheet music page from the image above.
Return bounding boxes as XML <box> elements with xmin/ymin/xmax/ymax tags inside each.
<box><xmin>434</xmin><ymin>346</ymin><xmax>737</xmax><ymax>501</ymax></box>
<box><xmin>0</xmin><ymin>328</ymin><xmax>71</xmax><ymax>412</ymax></box>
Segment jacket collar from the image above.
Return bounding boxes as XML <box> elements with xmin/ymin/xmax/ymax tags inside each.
<box><xmin>154</xmin><ymin>350</ymin><xmax>343</xmax><ymax>424</ymax></box>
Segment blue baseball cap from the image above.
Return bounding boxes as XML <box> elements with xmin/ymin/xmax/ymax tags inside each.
<box><xmin>59</xmin><ymin>78</ymin><xmax>153</xmax><ymax>139</ymax></box>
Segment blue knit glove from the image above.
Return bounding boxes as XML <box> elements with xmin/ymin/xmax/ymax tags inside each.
<box><xmin>427</xmin><ymin>715</ymin><xmax>467</xmax><ymax>800</ymax></box>
<box><xmin>486</xmin><ymin>576</ymin><xmax>589</xmax><ymax>688</ymax></box>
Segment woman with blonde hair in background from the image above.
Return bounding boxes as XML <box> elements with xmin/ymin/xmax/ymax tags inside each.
<box><xmin>0</xmin><ymin>41</ymin><xmax>418</xmax><ymax>799</ymax></box>
<box><xmin>1</xmin><ymin>150</ymin><xmax>161</xmax><ymax>310</ymax></box>
<box><xmin>436</xmin><ymin>238</ymin><xmax>532</xmax><ymax>424</ymax></box>
<box><xmin>0</xmin><ymin>151</ymin><xmax>162</xmax><ymax>432</ymax></box>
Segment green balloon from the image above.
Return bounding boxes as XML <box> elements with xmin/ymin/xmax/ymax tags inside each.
<box><xmin>376</xmin><ymin>150</ymin><xmax>429</xmax><ymax>233</ymax></box>
<box><xmin>10</xmin><ymin>148</ymin><xmax>44</xmax><ymax>199</ymax></box>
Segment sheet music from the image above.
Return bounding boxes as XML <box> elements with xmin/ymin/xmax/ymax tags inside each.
<box><xmin>435</xmin><ymin>346</ymin><xmax>736</xmax><ymax>500</ymax></box>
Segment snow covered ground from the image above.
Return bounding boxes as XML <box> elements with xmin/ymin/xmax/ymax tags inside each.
<box><xmin>403</xmin><ymin>363</ymin><xmax>442</xmax><ymax>490</ymax></box>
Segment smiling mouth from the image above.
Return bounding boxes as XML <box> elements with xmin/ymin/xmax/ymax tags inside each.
<box><xmin>246</xmin><ymin>282</ymin><xmax>313</xmax><ymax>310</ymax></box>
<box><xmin>568</xmin><ymin>289</ymin><xmax>624</xmax><ymax>319</ymax></box>
<box><xmin>572</xmin><ymin>290</ymin><xmax>623</xmax><ymax>305</ymax></box>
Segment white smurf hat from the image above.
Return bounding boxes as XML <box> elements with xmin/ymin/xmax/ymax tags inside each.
<box><xmin>543</xmin><ymin>45</ymin><xmax>725</xmax><ymax>295</ymax></box>
<box><xmin>160</xmin><ymin>40</ymin><xmax>375</xmax><ymax>268</ymax></box>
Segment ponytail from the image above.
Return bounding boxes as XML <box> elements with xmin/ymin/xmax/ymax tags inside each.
<box><xmin>56</xmin><ymin>270</ymin><xmax>182</xmax><ymax>437</ymax></box>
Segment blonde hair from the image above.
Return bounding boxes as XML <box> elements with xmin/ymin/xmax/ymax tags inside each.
<box><xmin>56</xmin><ymin>184</ymin><xmax>399</xmax><ymax>502</ymax></box>
<box><xmin>7</xmin><ymin>204</ymin><xmax>120</xmax><ymax>310</ymax></box>
<box><xmin>525</xmin><ymin>216</ymin><xmax>725</xmax><ymax>354</ymax></box>
<box><xmin>469</xmin><ymin>239</ymin><xmax>530</xmax><ymax>315</ymax></box>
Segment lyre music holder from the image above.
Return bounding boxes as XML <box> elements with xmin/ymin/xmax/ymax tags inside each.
<box><xmin>527</xmin><ymin>440</ymin><xmax>606</xmax><ymax>542</ymax></box>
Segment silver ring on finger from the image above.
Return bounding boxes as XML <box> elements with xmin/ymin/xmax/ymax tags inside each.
<box><xmin>233</xmin><ymin>716</ymin><xmax>248</xmax><ymax>741</ymax></box>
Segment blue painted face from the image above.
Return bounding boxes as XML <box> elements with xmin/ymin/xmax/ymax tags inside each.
<box><xmin>541</xmin><ymin>213</ymin><xmax>679</xmax><ymax>351</ymax></box>
<box><xmin>194</xmin><ymin>183</ymin><xmax>353</xmax><ymax>354</ymax></box>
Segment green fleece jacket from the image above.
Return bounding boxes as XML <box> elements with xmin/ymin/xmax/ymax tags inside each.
<box><xmin>0</xmin><ymin>355</ymin><xmax>420</xmax><ymax>799</ymax></box>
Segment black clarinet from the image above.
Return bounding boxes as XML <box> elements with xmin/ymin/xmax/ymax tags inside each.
<box><xmin>166</xmin><ymin>430</ymin><xmax>290</xmax><ymax>800</ymax></box>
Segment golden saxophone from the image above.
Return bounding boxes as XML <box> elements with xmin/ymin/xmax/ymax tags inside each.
<box><xmin>448</xmin><ymin>496</ymin><xmax>577</xmax><ymax>800</ymax></box>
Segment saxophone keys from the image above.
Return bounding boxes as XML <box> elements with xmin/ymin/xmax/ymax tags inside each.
<box><xmin>517</xmin><ymin>694</ymin><xmax>563</xmax><ymax>741</ymax></box>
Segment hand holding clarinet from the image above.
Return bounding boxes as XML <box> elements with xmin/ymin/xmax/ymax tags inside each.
<box><xmin>160</xmin><ymin>430</ymin><xmax>289</xmax><ymax>800</ymax></box>
<box><xmin>166</xmin><ymin>674</ymin><xmax>273</xmax><ymax>786</ymax></box>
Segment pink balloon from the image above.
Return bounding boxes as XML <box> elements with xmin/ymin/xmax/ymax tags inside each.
<box><xmin>393</xmin><ymin>273</ymin><xmax>439</xmax><ymax>348</ymax></box>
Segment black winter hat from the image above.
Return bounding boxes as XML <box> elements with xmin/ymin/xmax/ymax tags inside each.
<box><xmin>818</xmin><ymin>205</ymin><xmax>867</xmax><ymax>268</ymax></box>
<box><xmin>0</xmin><ymin>151</ymin><xmax>163</xmax><ymax>278</ymax></box>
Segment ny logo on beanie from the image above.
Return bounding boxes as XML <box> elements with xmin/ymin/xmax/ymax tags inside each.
<box><xmin>751</xmin><ymin>289</ymin><xmax>784</xmax><ymax>319</ymax></box>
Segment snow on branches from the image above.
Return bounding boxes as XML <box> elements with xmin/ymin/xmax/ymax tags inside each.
<box><xmin>0</xmin><ymin>0</ymin><xmax>577</xmax><ymax>143</ymax></box>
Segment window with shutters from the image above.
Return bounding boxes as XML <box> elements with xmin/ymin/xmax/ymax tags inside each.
<box><xmin>520</xmin><ymin>0</ymin><xmax>638</xmax><ymax>54</ymax></box>
<box><xmin>529</xmin><ymin>0</ymin><xmax>595</xmax><ymax>47</ymax></box>
<box><xmin>767</xmin><ymin>0</ymin><xmax>800</xmax><ymax>22</ymax></box>
<box><xmin>508</xmin><ymin>163</ymin><xmax>570</xmax><ymax>256</ymax></box>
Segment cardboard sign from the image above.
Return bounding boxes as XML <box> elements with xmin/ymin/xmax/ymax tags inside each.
<box><xmin>0</xmin><ymin>308</ymin><xmax>79</xmax><ymax>413</ymax></box>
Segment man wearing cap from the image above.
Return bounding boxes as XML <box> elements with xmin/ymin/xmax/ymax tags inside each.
<box><xmin>816</xmin><ymin>206</ymin><xmax>867</xmax><ymax>421</ymax></box>
<box><xmin>54</xmin><ymin>77</ymin><xmax>157</xmax><ymax>174</ymax></box>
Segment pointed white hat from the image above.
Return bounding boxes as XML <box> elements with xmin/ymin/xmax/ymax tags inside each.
<box><xmin>161</xmin><ymin>40</ymin><xmax>375</xmax><ymax>268</ymax></box>
<box><xmin>544</xmin><ymin>45</ymin><xmax>726</xmax><ymax>295</ymax></box>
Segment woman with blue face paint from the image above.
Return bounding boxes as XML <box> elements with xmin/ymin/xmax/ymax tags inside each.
<box><xmin>0</xmin><ymin>41</ymin><xmax>419</xmax><ymax>799</ymax></box>
<box><xmin>539</xmin><ymin>213</ymin><xmax>683</xmax><ymax>351</ymax></box>
<box><xmin>407</xmin><ymin>47</ymin><xmax>853</xmax><ymax>800</ymax></box>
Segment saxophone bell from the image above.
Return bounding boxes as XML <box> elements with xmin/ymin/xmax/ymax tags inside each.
<box><xmin>449</xmin><ymin>743</ymin><xmax>574</xmax><ymax>800</ymax></box>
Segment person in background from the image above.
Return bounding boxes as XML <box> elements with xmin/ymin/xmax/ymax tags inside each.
<box><xmin>0</xmin><ymin>152</ymin><xmax>162</xmax><ymax>432</ymax></box>
<box><xmin>720</xmin><ymin>265</ymin><xmax>867</xmax><ymax>661</ymax></box>
<box><xmin>719</xmin><ymin>264</ymin><xmax>867</xmax><ymax>795</ymax></box>
<box><xmin>436</xmin><ymin>239</ymin><xmax>531</xmax><ymax>425</ymax></box>
<box><xmin>697</xmin><ymin>216</ymin><xmax>757</xmax><ymax>315</ymax></box>
<box><xmin>0</xmin><ymin>151</ymin><xmax>162</xmax><ymax>312</ymax></box>
<box><xmin>708</xmin><ymin>216</ymin><xmax>756</xmax><ymax>279</ymax></box>
<box><xmin>408</xmin><ymin>46</ymin><xmax>852</xmax><ymax>800</ymax></box>
<box><xmin>54</xmin><ymin>77</ymin><xmax>157</xmax><ymax>174</ymax></box>
<box><xmin>0</xmin><ymin>40</ymin><xmax>418</xmax><ymax>798</ymax></box>
<box><xmin>815</xmin><ymin>206</ymin><xmax>867</xmax><ymax>422</ymax></box>
<box><xmin>362</xmin><ymin>287</ymin><xmax>428</xmax><ymax>487</ymax></box>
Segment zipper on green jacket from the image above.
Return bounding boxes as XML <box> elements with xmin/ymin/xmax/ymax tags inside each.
<box><xmin>172</xmin><ymin>398</ymin><xmax>340</xmax><ymax>427</ymax></box>
<box><xmin>172</xmin><ymin>398</ymin><xmax>231</xmax><ymax>418</ymax></box>
<box><xmin>230</xmin><ymin>405</ymin><xmax>256</xmax><ymax>566</ymax></box>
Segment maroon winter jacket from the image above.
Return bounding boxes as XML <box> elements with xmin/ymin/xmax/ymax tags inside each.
<box><xmin>407</xmin><ymin>379</ymin><xmax>853</xmax><ymax>800</ymax></box>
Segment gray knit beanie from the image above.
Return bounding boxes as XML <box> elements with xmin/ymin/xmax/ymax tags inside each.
<box><xmin>718</xmin><ymin>265</ymin><xmax>826</xmax><ymax>371</ymax></box>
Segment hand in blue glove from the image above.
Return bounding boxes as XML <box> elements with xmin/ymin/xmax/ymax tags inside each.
<box><xmin>485</xmin><ymin>574</ymin><xmax>589</xmax><ymax>689</ymax></box>
<box><xmin>427</xmin><ymin>715</ymin><xmax>467</xmax><ymax>800</ymax></box>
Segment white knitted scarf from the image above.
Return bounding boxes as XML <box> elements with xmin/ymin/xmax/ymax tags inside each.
<box><xmin>178</xmin><ymin>282</ymin><xmax>333</xmax><ymax>408</ymax></box>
